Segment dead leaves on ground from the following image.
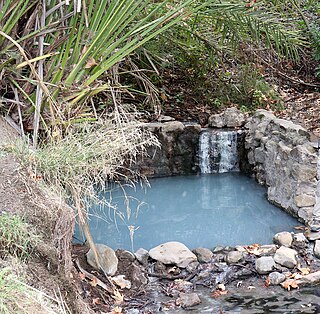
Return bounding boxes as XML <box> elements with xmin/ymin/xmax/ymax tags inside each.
<box><xmin>281</xmin><ymin>279</ymin><xmax>299</xmax><ymax>291</ymax></box>
<box><xmin>280</xmin><ymin>267</ymin><xmax>311</xmax><ymax>291</ymax></box>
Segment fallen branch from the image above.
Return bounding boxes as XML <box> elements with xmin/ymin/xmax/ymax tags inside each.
<box><xmin>74</xmin><ymin>259</ymin><xmax>114</xmax><ymax>294</ymax></box>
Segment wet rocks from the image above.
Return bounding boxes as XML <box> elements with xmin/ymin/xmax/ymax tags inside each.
<box><xmin>273</xmin><ymin>232</ymin><xmax>293</xmax><ymax>247</ymax></box>
<box><xmin>149</xmin><ymin>241</ymin><xmax>197</xmax><ymax>268</ymax></box>
<box><xmin>192</xmin><ymin>247</ymin><xmax>213</xmax><ymax>263</ymax></box>
<box><xmin>135</xmin><ymin>248</ymin><xmax>149</xmax><ymax>265</ymax></box>
<box><xmin>268</xmin><ymin>271</ymin><xmax>286</xmax><ymax>285</ymax></box>
<box><xmin>176</xmin><ymin>292</ymin><xmax>201</xmax><ymax>308</ymax></box>
<box><xmin>226</xmin><ymin>251</ymin><xmax>243</xmax><ymax>264</ymax></box>
<box><xmin>255</xmin><ymin>256</ymin><xmax>275</xmax><ymax>274</ymax></box>
<box><xmin>274</xmin><ymin>246</ymin><xmax>298</xmax><ymax>268</ymax></box>
<box><xmin>292</xmin><ymin>233</ymin><xmax>307</xmax><ymax>250</ymax></box>
<box><xmin>86</xmin><ymin>243</ymin><xmax>118</xmax><ymax>276</ymax></box>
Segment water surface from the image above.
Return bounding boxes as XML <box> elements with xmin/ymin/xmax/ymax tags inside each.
<box><xmin>76</xmin><ymin>173</ymin><xmax>297</xmax><ymax>251</ymax></box>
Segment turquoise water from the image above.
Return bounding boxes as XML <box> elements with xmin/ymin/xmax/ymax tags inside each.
<box><xmin>75</xmin><ymin>173</ymin><xmax>297</xmax><ymax>251</ymax></box>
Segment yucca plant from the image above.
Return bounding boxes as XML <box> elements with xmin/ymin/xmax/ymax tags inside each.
<box><xmin>1</xmin><ymin>0</ymin><xmax>201</xmax><ymax>147</ymax></box>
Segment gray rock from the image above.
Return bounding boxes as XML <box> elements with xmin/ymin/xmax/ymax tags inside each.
<box><xmin>213</xmin><ymin>245</ymin><xmax>225</xmax><ymax>253</ymax></box>
<box><xmin>186</xmin><ymin>261</ymin><xmax>200</xmax><ymax>272</ymax></box>
<box><xmin>268</xmin><ymin>272</ymin><xmax>286</xmax><ymax>285</ymax></box>
<box><xmin>305</xmin><ymin>230</ymin><xmax>320</xmax><ymax>241</ymax></box>
<box><xmin>255</xmin><ymin>256</ymin><xmax>275</xmax><ymax>274</ymax></box>
<box><xmin>294</xmin><ymin>194</ymin><xmax>316</xmax><ymax>207</ymax></box>
<box><xmin>208</xmin><ymin>113</ymin><xmax>224</xmax><ymax>128</ymax></box>
<box><xmin>273</xmin><ymin>232</ymin><xmax>293</xmax><ymax>247</ymax></box>
<box><xmin>314</xmin><ymin>240</ymin><xmax>320</xmax><ymax>258</ymax></box>
<box><xmin>131</xmin><ymin>263</ymin><xmax>148</xmax><ymax>288</ymax></box>
<box><xmin>292</xmin><ymin>233</ymin><xmax>308</xmax><ymax>249</ymax></box>
<box><xmin>226</xmin><ymin>251</ymin><xmax>243</xmax><ymax>264</ymax></box>
<box><xmin>86</xmin><ymin>243</ymin><xmax>118</xmax><ymax>276</ymax></box>
<box><xmin>176</xmin><ymin>292</ymin><xmax>201</xmax><ymax>308</ymax></box>
<box><xmin>274</xmin><ymin>246</ymin><xmax>297</xmax><ymax>268</ymax></box>
<box><xmin>259</xmin><ymin>245</ymin><xmax>277</xmax><ymax>255</ymax></box>
<box><xmin>192</xmin><ymin>247</ymin><xmax>213</xmax><ymax>263</ymax></box>
<box><xmin>296</xmin><ymin>270</ymin><xmax>320</xmax><ymax>286</ymax></box>
<box><xmin>149</xmin><ymin>242</ymin><xmax>197</xmax><ymax>268</ymax></box>
<box><xmin>135</xmin><ymin>248</ymin><xmax>149</xmax><ymax>265</ymax></box>
<box><xmin>224</xmin><ymin>107</ymin><xmax>246</xmax><ymax>127</ymax></box>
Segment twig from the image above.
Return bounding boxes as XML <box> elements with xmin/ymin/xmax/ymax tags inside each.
<box><xmin>253</xmin><ymin>51</ymin><xmax>320</xmax><ymax>88</ymax></box>
<box><xmin>74</xmin><ymin>259</ymin><xmax>114</xmax><ymax>294</ymax></box>
<box><xmin>147</xmin><ymin>268</ymin><xmax>199</xmax><ymax>281</ymax></box>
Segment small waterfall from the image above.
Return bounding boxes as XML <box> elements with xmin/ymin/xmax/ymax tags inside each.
<box><xmin>199</xmin><ymin>129</ymin><xmax>242</xmax><ymax>174</ymax></box>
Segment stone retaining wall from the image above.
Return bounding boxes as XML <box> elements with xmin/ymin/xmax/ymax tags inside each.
<box><xmin>134</xmin><ymin>121</ymin><xmax>201</xmax><ymax>177</ymax></box>
<box><xmin>245</xmin><ymin>110</ymin><xmax>320</xmax><ymax>225</ymax></box>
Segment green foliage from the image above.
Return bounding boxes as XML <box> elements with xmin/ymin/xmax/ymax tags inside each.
<box><xmin>0</xmin><ymin>0</ymin><xmax>199</xmax><ymax>146</ymax></box>
<box><xmin>0</xmin><ymin>213</ymin><xmax>39</xmax><ymax>261</ymax></box>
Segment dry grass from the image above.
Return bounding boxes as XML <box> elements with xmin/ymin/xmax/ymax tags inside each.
<box><xmin>0</xmin><ymin>267</ymin><xmax>71</xmax><ymax>314</ymax></box>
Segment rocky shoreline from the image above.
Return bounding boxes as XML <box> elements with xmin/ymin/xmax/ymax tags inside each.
<box><xmin>77</xmin><ymin>226</ymin><xmax>320</xmax><ymax>313</ymax></box>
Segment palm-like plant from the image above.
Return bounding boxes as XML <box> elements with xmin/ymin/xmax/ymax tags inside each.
<box><xmin>1</xmin><ymin>0</ymin><xmax>198</xmax><ymax>146</ymax></box>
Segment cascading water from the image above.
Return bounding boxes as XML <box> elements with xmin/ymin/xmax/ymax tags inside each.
<box><xmin>198</xmin><ymin>129</ymin><xmax>242</xmax><ymax>174</ymax></box>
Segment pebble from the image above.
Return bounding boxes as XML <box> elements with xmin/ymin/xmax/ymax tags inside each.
<box><xmin>268</xmin><ymin>272</ymin><xmax>286</xmax><ymax>285</ymax></box>
<box><xmin>176</xmin><ymin>292</ymin><xmax>201</xmax><ymax>308</ymax></box>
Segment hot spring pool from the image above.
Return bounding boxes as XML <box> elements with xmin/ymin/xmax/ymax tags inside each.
<box><xmin>74</xmin><ymin>173</ymin><xmax>298</xmax><ymax>251</ymax></box>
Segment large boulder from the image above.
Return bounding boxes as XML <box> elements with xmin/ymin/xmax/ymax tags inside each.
<box><xmin>149</xmin><ymin>242</ymin><xmax>197</xmax><ymax>268</ymax></box>
<box><xmin>274</xmin><ymin>246</ymin><xmax>297</xmax><ymax>268</ymax></box>
<box><xmin>86</xmin><ymin>243</ymin><xmax>118</xmax><ymax>276</ymax></box>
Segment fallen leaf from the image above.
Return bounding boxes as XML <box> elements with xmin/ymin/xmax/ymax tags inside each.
<box><xmin>79</xmin><ymin>272</ymin><xmax>86</xmax><ymax>280</ymax></box>
<box><xmin>290</xmin><ymin>273</ymin><xmax>303</xmax><ymax>280</ymax></box>
<box><xmin>112</xmin><ymin>290</ymin><xmax>124</xmax><ymax>304</ymax></box>
<box><xmin>85</xmin><ymin>56</ymin><xmax>98</xmax><ymax>69</ymax></box>
<box><xmin>211</xmin><ymin>290</ymin><xmax>228</xmax><ymax>298</ymax></box>
<box><xmin>90</xmin><ymin>277</ymin><xmax>98</xmax><ymax>287</ymax></box>
<box><xmin>110</xmin><ymin>306</ymin><xmax>122</xmax><ymax>314</ymax></box>
<box><xmin>297</xmin><ymin>267</ymin><xmax>310</xmax><ymax>275</ymax></box>
<box><xmin>281</xmin><ymin>279</ymin><xmax>299</xmax><ymax>291</ymax></box>
<box><xmin>265</xmin><ymin>276</ymin><xmax>270</xmax><ymax>288</ymax></box>
<box><xmin>236</xmin><ymin>281</ymin><xmax>242</xmax><ymax>288</ymax></box>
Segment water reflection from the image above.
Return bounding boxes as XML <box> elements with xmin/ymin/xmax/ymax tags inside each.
<box><xmin>75</xmin><ymin>173</ymin><xmax>297</xmax><ymax>251</ymax></box>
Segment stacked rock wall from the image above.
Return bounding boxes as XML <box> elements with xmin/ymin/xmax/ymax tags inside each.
<box><xmin>245</xmin><ymin>110</ymin><xmax>320</xmax><ymax>225</ymax></box>
<box><xmin>134</xmin><ymin>121</ymin><xmax>201</xmax><ymax>177</ymax></box>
